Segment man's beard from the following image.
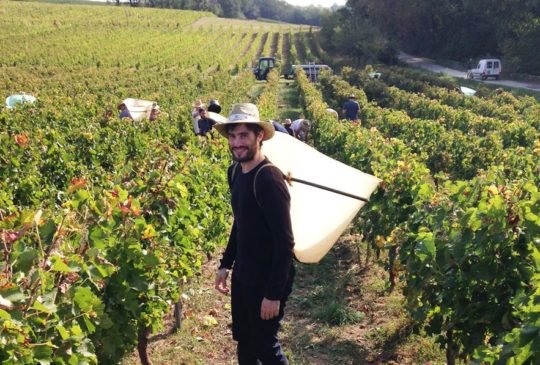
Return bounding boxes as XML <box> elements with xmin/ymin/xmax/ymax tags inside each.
<box><xmin>230</xmin><ymin>143</ymin><xmax>257</xmax><ymax>162</ymax></box>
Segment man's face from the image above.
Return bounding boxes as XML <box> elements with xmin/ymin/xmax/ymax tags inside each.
<box><xmin>199</xmin><ymin>109</ymin><xmax>206</xmax><ymax>118</ymax></box>
<box><xmin>227</xmin><ymin>124</ymin><xmax>263</xmax><ymax>162</ymax></box>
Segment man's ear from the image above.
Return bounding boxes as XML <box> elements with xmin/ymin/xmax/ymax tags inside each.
<box><xmin>257</xmin><ymin>130</ymin><xmax>265</xmax><ymax>143</ymax></box>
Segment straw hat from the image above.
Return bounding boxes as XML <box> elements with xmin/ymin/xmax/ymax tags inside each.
<box><xmin>214</xmin><ymin>103</ymin><xmax>275</xmax><ymax>141</ymax></box>
<box><xmin>193</xmin><ymin>99</ymin><xmax>205</xmax><ymax>108</ymax></box>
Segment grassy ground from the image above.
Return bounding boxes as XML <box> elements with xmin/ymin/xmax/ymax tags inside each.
<box><xmin>121</xmin><ymin>236</ymin><xmax>447</xmax><ymax>365</ymax></box>
<box><xmin>278</xmin><ymin>79</ymin><xmax>303</xmax><ymax>120</ymax></box>
<box><xmin>278</xmin><ymin>235</ymin><xmax>446</xmax><ymax>365</ymax></box>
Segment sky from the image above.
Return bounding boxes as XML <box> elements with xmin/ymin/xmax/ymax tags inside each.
<box><xmin>284</xmin><ymin>0</ymin><xmax>346</xmax><ymax>7</ymax></box>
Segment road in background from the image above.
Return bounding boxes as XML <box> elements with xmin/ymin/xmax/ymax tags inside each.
<box><xmin>398</xmin><ymin>52</ymin><xmax>540</xmax><ymax>92</ymax></box>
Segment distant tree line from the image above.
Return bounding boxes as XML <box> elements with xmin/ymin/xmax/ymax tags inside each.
<box><xmin>320</xmin><ymin>0</ymin><xmax>540</xmax><ymax>75</ymax></box>
<box><xmin>120</xmin><ymin>0</ymin><xmax>337</xmax><ymax>26</ymax></box>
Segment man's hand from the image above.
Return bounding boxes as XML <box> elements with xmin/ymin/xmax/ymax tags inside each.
<box><xmin>260</xmin><ymin>298</ymin><xmax>280</xmax><ymax>320</ymax></box>
<box><xmin>215</xmin><ymin>268</ymin><xmax>230</xmax><ymax>295</ymax></box>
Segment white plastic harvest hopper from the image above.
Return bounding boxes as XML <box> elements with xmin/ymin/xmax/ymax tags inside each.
<box><xmin>122</xmin><ymin>98</ymin><xmax>157</xmax><ymax>121</ymax></box>
<box><xmin>262</xmin><ymin>132</ymin><xmax>380</xmax><ymax>263</ymax></box>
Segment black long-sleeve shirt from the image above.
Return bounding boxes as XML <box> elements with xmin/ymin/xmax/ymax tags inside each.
<box><xmin>197</xmin><ymin>117</ymin><xmax>216</xmax><ymax>136</ymax></box>
<box><xmin>219</xmin><ymin>158</ymin><xmax>295</xmax><ymax>300</ymax></box>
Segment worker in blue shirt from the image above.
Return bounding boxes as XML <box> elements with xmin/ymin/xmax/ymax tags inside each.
<box><xmin>342</xmin><ymin>94</ymin><xmax>360</xmax><ymax>123</ymax></box>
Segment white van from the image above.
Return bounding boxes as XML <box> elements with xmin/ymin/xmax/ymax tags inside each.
<box><xmin>467</xmin><ymin>59</ymin><xmax>502</xmax><ymax>80</ymax></box>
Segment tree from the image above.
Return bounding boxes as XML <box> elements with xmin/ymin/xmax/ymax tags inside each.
<box><xmin>319</xmin><ymin>3</ymin><xmax>392</xmax><ymax>65</ymax></box>
<box><xmin>328</xmin><ymin>0</ymin><xmax>539</xmax><ymax>74</ymax></box>
<box><xmin>241</xmin><ymin>0</ymin><xmax>260</xmax><ymax>19</ymax></box>
<box><xmin>219</xmin><ymin>0</ymin><xmax>242</xmax><ymax>18</ymax></box>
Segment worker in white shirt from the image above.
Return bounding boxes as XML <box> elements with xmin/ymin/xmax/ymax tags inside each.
<box><xmin>290</xmin><ymin>119</ymin><xmax>311</xmax><ymax>143</ymax></box>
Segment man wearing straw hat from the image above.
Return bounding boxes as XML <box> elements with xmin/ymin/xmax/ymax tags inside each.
<box><xmin>214</xmin><ymin>103</ymin><xmax>295</xmax><ymax>364</ymax></box>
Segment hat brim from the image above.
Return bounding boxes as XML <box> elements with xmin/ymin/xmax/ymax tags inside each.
<box><xmin>213</xmin><ymin>115</ymin><xmax>275</xmax><ymax>141</ymax></box>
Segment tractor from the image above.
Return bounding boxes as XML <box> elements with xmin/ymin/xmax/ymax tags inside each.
<box><xmin>253</xmin><ymin>57</ymin><xmax>276</xmax><ymax>81</ymax></box>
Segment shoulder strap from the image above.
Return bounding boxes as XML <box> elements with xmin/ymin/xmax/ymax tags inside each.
<box><xmin>253</xmin><ymin>163</ymin><xmax>299</xmax><ymax>263</ymax></box>
<box><xmin>228</xmin><ymin>162</ymin><xmax>240</xmax><ymax>187</ymax></box>
<box><xmin>253</xmin><ymin>163</ymin><xmax>276</xmax><ymax>206</ymax></box>
<box><xmin>229</xmin><ymin>161</ymin><xmax>281</xmax><ymax>206</ymax></box>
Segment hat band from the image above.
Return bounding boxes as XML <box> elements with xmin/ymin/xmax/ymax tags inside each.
<box><xmin>229</xmin><ymin>113</ymin><xmax>258</xmax><ymax>122</ymax></box>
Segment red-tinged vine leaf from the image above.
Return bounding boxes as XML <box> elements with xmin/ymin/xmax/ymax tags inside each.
<box><xmin>71</xmin><ymin>177</ymin><xmax>86</xmax><ymax>187</ymax></box>
<box><xmin>0</xmin><ymin>230</ymin><xmax>19</xmax><ymax>244</ymax></box>
<box><xmin>65</xmin><ymin>272</ymin><xmax>80</xmax><ymax>284</ymax></box>
<box><xmin>13</xmin><ymin>134</ymin><xmax>29</xmax><ymax>148</ymax></box>
<box><xmin>67</xmin><ymin>178</ymin><xmax>86</xmax><ymax>193</ymax></box>
<box><xmin>118</xmin><ymin>197</ymin><xmax>133</xmax><ymax>215</ymax></box>
<box><xmin>119</xmin><ymin>204</ymin><xmax>131</xmax><ymax>215</ymax></box>
<box><xmin>0</xmin><ymin>213</ymin><xmax>16</xmax><ymax>222</ymax></box>
<box><xmin>0</xmin><ymin>225</ymin><xmax>30</xmax><ymax>245</ymax></box>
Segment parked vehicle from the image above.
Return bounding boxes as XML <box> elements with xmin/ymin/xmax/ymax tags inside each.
<box><xmin>253</xmin><ymin>57</ymin><xmax>276</xmax><ymax>81</ymax></box>
<box><xmin>285</xmin><ymin>64</ymin><xmax>332</xmax><ymax>82</ymax></box>
<box><xmin>467</xmin><ymin>58</ymin><xmax>502</xmax><ymax>80</ymax></box>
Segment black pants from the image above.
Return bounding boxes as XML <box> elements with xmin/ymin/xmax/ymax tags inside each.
<box><xmin>231</xmin><ymin>267</ymin><xmax>294</xmax><ymax>365</ymax></box>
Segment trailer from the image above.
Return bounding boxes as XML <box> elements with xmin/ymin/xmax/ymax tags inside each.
<box><xmin>285</xmin><ymin>63</ymin><xmax>332</xmax><ymax>82</ymax></box>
